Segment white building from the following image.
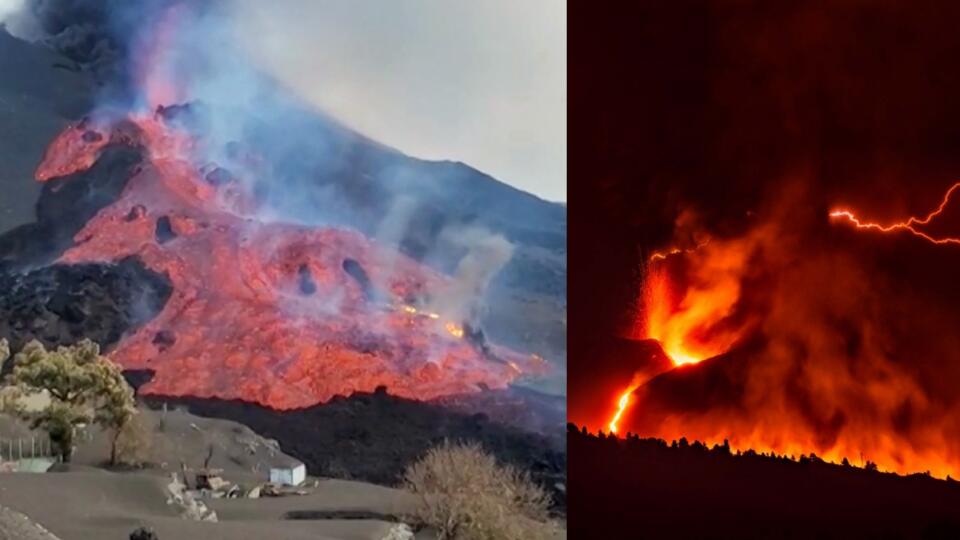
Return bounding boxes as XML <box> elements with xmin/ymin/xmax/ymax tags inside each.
<box><xmin>269</xmin><ymin>459</ymin><xmax>306</xmax><ymax>486</ymax></box>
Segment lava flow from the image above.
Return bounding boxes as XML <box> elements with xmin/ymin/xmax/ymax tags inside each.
<box><xmin>830</xmin><ymin>182</ymin><xmax>960</xmax><ymax>245</ymax></box>
<box><xmin>33</xmin><ymin>112</ymin><xmax>546</xmax><ymax>409</ymax></box>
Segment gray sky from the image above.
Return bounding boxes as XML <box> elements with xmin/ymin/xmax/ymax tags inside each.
<box><xmin>228</xmin><ymin>0</ymin><xmax>566</xmax><ymax>202</ymax></box>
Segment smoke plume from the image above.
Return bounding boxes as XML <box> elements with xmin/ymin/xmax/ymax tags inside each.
<box><xmin>618</xmin><ymin>178</ymin><xmax>960</xmax><ymax>478</ymax></box>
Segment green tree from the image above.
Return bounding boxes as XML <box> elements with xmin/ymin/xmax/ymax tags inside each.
<box><xmin>1</xmin><ymin>338</ymin><xmax>138</xmax><ymax>464</ymax></box>
<box><xmin>91</xmin><ymin>358</ymin><xmax>138</xmax><ymax>465</ymax></box>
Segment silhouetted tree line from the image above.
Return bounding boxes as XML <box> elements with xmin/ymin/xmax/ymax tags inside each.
<box><xmin>567</xmin><ymin>423</ymin><xmax>949</xmax><ymax>482</ymax></box>
<box><xmin>568</xmin><ymin>423</ymin><xmax>960</xmax><ymax>538</ymax></box>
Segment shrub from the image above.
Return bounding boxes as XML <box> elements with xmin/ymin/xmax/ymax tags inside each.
<box><xmin>402</xmin><ymin>440</ymin><xmax>557</xmax><ymax>540</ymax></box>
<box><xmin>115</xmin><ymin>413</ymin><xmax>152</xmax><ymax>467</ymax></box>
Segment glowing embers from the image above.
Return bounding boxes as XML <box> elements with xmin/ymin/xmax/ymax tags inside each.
<box><xmin>445</xmin><ymin>322</ymin><xmax>465</xmax><ymax>339</ymax></box>
<box><xmin>830</xmin><ymin>182</ymin><xmax>960</xmax><ymax>245</ymax></box>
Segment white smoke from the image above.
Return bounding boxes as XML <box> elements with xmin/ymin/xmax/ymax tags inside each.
<box><xmin>427</xmin><ymin>226</ymin><xmax>514</xmax><ymax>324</ymax></box>
<box><xmin>227</xmin><ymin>0</ymin><xmax>567</xmax><ymax>202</ymax></box>
<box><xmin>0</xmin><ymin>0</ymin><xmax>36</xmax><ymax>39</ymax></box>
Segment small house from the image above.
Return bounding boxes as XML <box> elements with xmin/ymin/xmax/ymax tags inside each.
<box><xmin>269</xmin><ymin>459</ymin><xmax>306</xmax><ymax>486</ymax></box>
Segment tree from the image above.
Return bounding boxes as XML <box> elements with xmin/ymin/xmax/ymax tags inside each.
<box><xmin>91</xmin><ymin>358</ymin><xmax>138</xmax><ymax>465</ymax></box>
<box><xmin>402</xmin><ymin>440</ymin><xmax>556</xmax><ymax>540</ymax></box>
<box><xmin>2</xmin><ymin>338</ymin><xmax>138</xmax><ymax>464</ymax></box>
<box><xmin>114</xmin><ymin>413</ymin><xmax>151</xmax><ymax>466</ymax></box>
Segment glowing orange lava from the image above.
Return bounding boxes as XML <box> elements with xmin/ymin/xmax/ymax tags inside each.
<box><xmin>830</xmin><ymin>182</ymin><xmax>960</xmax><ymax>245</ymax></box>
<box><xmin>608</xmin><ymin>384</ymin><xmax>638</xmax><ymax>434</ymax></box>
<box><xmin>608</xmin><ymin>232</ymin><xmax>759</xmax><ymax>437</ymax></box>
<box><xmin>641</xmin><ymin>243</ymin><xmax>747</xmax><ymax>366</ymax></box>
<box><xmin>32</xmin><ymin>112</ymin><xmax>547</xmax><ymax>409</ymax></box>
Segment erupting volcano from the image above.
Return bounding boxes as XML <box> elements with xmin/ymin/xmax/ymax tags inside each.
<box><xmin>588</xmin><ymin>215</ymin><xmax>960</xmax><ymax>491</ymax></box>
<box><xmin>598</xmin><ymin>187</ymin><xmax>960</xmax><ymax>480</ymax></box>
<box><xmin>569</xmin><ymin>0</ymin><xmax>960</xmax><ymax>535</ymax></box>
<box><xmin>0</xmin><ymin>0</ymin><xmax>562</xmax><ymax>411</ymax></box>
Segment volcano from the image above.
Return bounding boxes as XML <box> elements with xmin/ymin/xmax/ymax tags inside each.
<box><xmin>0</xmin><ymin>4</ymin><xmax>565</xmax><ymax>411</ymax></box>
<box><xmin>0</xmin><ymin>108</ymin><xmax>547</xmax><ymax>410</ymax></box>
<box><xmin>570</xmin><ymin>6</ymin><xmax>960</xmax><ymax>522</ymax></box>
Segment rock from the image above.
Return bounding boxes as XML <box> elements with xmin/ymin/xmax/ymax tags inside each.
<box><xmin>165</xmin><ymin>473</ymin><xmax>217</xmax><ymax>522</ymax></box>
<box><xmin>382</xmin><ymin>523</ymin><xmax>414</xmax><ymax>540</ymax></box>
<box><xmin>204</xmin><ymin>167</ymin><xmax>234</xmax><ymax>187</ymax></box>
<box><xmin>0</xmin><ymin>258</ymin><xmax>171</xmax><ymax>355</ymax></box>
<box><xmin>297</xmin><ymin>264</ymin><xmax>317</xmax><ymax>295</ymax></box>
<box><xmin>129</xmin><ymin>526</ymin><xmax>158</xmax><ymax>540</ymax></box>
<box><xmin>155</xmin><ymin>216</ymin><xmax>176</xmax><ymax>244</ymax></box>
<box><xmin>152</xmin><ymin>330</ymin><xmax>176</xmax><ymax>351</ymax></box>
<box><xmin>125</xmin><ymin>204</ymin><xmax>146</xmax><ymax>221</ymax></box>
<box><xmin>206</xmin><ymin>475</ymin><xmax>230</xmax><ymax>491</ymax></box>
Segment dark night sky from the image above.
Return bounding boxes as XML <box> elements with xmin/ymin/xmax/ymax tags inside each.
<box><xmin>569</xmin><ymin>1</ymin><xmax>960</xmax><ymax>426</ymax></box>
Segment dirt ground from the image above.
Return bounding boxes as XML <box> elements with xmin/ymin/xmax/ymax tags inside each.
<box><xmin>0</xmin><ymin>406</ymin><xmax>420</xmax><ymax>540</ymax></box>
<box><xmin>0</xmin><ymin>505</ymin><xmax>59</xmax><ymax>540</ymax></box>
<box><xmin>0</xmin><ymin>470</ymin><xmax>415</xmax><ymax>540</ymax></box>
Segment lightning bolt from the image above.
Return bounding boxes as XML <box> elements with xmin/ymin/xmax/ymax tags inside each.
<box><xmin>830</xmin><ymin>182</ymin><xmax>960</xmax><ymax>245</ymax></box>
<box><xmin>649</xmin><ymin>238</ymin><xmax>711</xmax><ymax>262</ymax></box>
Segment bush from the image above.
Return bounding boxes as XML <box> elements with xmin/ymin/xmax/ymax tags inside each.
<box><xmin>402</xmin><ymin>440</ymin><xmax>557</xmax><ymax>540</ymax></box>
<box><xmin>114</xmin><ymin>413</ymin><xmax>152</xmax><ymax>467</ymax></box>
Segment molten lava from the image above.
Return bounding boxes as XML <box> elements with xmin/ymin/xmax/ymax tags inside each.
<box><xmin>33</xmin><ymin>112</ymin><xmax>546</xmax><ymax>409</ymax></box>
<box><xmin>639</xmin><ymin>237</ymin><xmax>752</xmax><ymax>367</ymax></box>
<box><xmin>606</xmin><ymin>235</ymin><xmax>754</xmax><ymax>436</ymax></box>
<box><xmin>830</xmin><ymin>182</ymin><xmax>960</xmax><ymax>245</ymax></box>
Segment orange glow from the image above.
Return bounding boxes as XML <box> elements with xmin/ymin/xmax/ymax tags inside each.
<box><xmin>609</xmin><ymin>228</ymin><xmax>761</xmax><ymax>438</ymax></box>
<box><xmin>608</xmin><ymin>384</ymin><xmax>638</xmax><ymax>434</ymax></box>
<box><xmin>649</xmin><ymin>238</ymin><xmax>711</xmax><ymax>262</ymax></box>
<box><xmin>642</xmin><ymin>239</ymin><xmax>750</xmax><ymax>367</ymax></box>
<box><xmin>602</xmin><ymin>191</ymin><xmax>960</xmax><ymax>477</ymax></box>
<box><xmin>445</xmin><ymin>322</ymin><xmax>465</xmax><ymax>339</ymax></box>
<box><xmin>31</xmin><ymin>112</ymin><xmax>548</xmax><ymax>409</ymax></box>
<box><xmin>830</xmin><ymin>182</ymin><xmax>960</xmax><ymax>245</ymax></box>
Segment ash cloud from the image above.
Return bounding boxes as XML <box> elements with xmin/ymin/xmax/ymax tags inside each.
<box><xmin>620</xmin><ymin>179</ymin><xmax>960</xmax><ymax>477</ymax></box>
